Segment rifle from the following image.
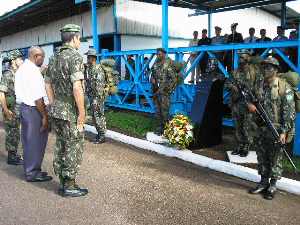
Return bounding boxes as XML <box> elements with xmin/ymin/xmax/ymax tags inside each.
<box><xmin>229</xmin><ymin>78</ymin><xmax>299</xmax><ymax>173</ymax></box>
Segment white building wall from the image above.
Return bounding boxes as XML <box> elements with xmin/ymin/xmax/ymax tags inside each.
<box><xmin>0</xmin><ymin>6</ymin><xmax>114</xmax><ymax>52</ymax></box>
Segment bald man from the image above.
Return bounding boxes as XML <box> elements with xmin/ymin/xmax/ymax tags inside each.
<box><xmin>15</xmin><ymin>46</ymin><xmax>52</xmax><ymax>182</ymax></box>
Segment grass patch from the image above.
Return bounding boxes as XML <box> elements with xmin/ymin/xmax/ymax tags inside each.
<box><xmin>105</xmin><ymin>110</ymin><xmax>159</xmax><ymax>138</ymax></box>
<box><xmin>283</xmin><ymin>156</ymin><xmax>300</xmax><ymax>173</ymax></box>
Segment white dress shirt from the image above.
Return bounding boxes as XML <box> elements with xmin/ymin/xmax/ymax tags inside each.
<box><xmin>15</xmin><ymin>59</ymin><xmax>47</xmax><ymax>106</ymax></box>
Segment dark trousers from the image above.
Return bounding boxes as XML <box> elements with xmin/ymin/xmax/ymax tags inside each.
<box><xmin>20</xmin><ymin>104</ymin><xmax>48</xmax><ymax>179</ymax></box>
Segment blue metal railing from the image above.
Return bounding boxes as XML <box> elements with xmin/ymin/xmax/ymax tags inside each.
<box><xmin>101</xmin><ymin>40</ymin><xmax>300</xmax><ymax>155</ymax></box>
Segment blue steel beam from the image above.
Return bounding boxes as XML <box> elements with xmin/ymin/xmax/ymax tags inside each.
<box><xmin>162</xmin><ymin>0</ymin><xmax>169</xmax><ymax>50</ymax></box>
<box><xmin>294</xmin><ymin>22</ymin><xmax>300</xmax><ymax>156</ymax></box>
<box><xmin>208</xmin><ymin>11</ymin><xmax>212</xmax><ymax>38</ymax></box>
<box><xmin>91</xmin><ymin>0</ymin><xmax>100</xmax><ymax>58</ymax></box>
<box><xmin>281</xmin><ymin>1</ymin><xmax>287</xmax><ymax>28</ymax></box>
<box><xmin>100</xmin><ymin>41</ymin><xmax>299</xmax><ymax>57</ymax></box>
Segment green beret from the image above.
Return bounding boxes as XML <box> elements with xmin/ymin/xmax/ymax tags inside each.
<box><xmin>156</xmin><ymin>48</ymin><xmax>167</xmax><ymax>54</ymax></box>
<box><xmin>8</xmin><ymin>49</ymin><xmax>23</xmax><ymax>61</ymax></box>
<box><xmin>60</xmin><ymin>24</ymin><xmax>81</xmax><ymax>33</ymax></box>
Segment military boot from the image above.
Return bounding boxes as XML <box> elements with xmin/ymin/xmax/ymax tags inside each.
<box><xmin>264</xmin><ymin>178</ymin><xmax>277</xmax><ymax>200</ymax></box>
<box><xmin>59</xmin><ymin>179</ymin><xmax>88</xmax><ymax>198</ymax></box>
<box><xmin>7</xmin><ymin>151</ymin><xmax>23</xmax><ymax>165</ymax></box>
<box><xmin>231</xmin><ymin>144</ymin><xmax>242</xmax><ymax>155</ymax></box>
<box><xmin>249</xmin><ymin>176</ymin><xmax>269</xmax><ymax>194</ymax></box>
<box><xmin>94</xmin><ymin>133</ymin><xmax>105</xmax><ymax>144</ymax></box>
<box><xmin>239</xmin><ymin>144</ymin><xmax>249</xmax><ymax>157</ymax></box>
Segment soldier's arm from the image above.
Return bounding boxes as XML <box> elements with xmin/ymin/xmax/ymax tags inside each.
<box><xmin>0</xmin><ymin>74</ymin><xmax>13</xmax><ymax>119</ymax></box>
<box><xmin>71</xmin><ymin>55</ymin><xmax>85</xmax><ymax>131</ymax></box>
<box><xmin>280</xmin><ymin>87</ymin><xmax>296</xmax><ymax>135</ymax></box>
<box><xmin>44</xmin><ymin>64</ymin><xmax>55</xmax><ymax>105</ymax></box>
<box><xmin>0</xmin><ymin>92</ymin><xmax>10</xmax><ymax>114</ymax></box>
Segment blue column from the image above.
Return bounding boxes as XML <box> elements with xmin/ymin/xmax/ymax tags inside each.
<box><xmin>162</xmin><ymin>0</ymin><xmax>168</xmax><ymax>50</ymax></box>
<box><xmin>294</xmin><ymin>22</ymin><xmax>300</xmax><ymax>156</ymax></box>
<box><xmin>281</xmin><ymin>1</ymin><xmax>286</xmax><ymax>28</ymax></box>
<box><xmin>91</xmin><ymin>0</ymin><xmax>100</xmax><ymax>57</ymax></box>
<box><xmin>208</xmin><ymin>11</ymin><xmax>212</xmax><ymax>38</ymax></box>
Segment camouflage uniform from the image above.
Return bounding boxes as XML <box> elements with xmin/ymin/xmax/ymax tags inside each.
<box><xmin>45</xmin><ymin>43</ymin><xmax>85</xmax><ymax>181</ymax></box>
<box><xmin>231</xmin><ymin>64</ymin><xmax>261</xmax><ymax>154</ymax></box>
<box><xmin>84</xmin><ymin>59</ymin><xmax>117</xmax><ymax>139</ymax></box>
<box><xmin>0</xmin><ymin>69</ymin><xmax>20</xmax><ymax>154</ymax></box>
<box><xmin>254</xmin><ymin>77</ymin><xmax>295</xmax><ymax>180</ymax></box>
<box><xmin>151</xmin><ymin>57</ymin><xmax>179</xmax><ymax>133</ymax></box>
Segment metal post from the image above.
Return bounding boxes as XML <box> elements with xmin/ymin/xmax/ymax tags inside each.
<box><xmin>162</xmin><ymin>0</ymin><xmax>169</xmax><ymax>50</ymax></box>
<box><xmin>91</xmin><ymin>0</ymin><xmax>100</xmax><ymax>58</ymax></box>
<box><xmin>208</xmin><ymin>11</ymin><xmax>212</xmax><ymax>38</ymax></box>
<box><xmin>281</xmin><ymin>1</ymin><xmax>286</xmax><ymax>28</ymax></box>
<box><xmin>294</xmin><ymin>22</ymin><xmax>300</xmax><ymax>156</ymax></box>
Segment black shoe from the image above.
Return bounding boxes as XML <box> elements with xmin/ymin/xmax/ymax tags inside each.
<box><xmin>264</xmin><ymin>186</ymin><xmax>277</xmax><ymax>200</ymax></box>
<box><xmin>239</xmin><ymin>150</ymin><xmax>249</xmax><ymax>157</ymax></box>
<box><xmin>249</xmin><ymin>183</ymin><xmax>269</xmax><ymax>194</ymax></box>
<box><xmin>231</xmin><ymin>149</ymin><xmax>240</xmax><ymax>155</ymax></box>
<box><xmin>94</xmin><ymin>135</ymin><xmax>105</xmax><ymax>144</ymax></box>
<box><xmin>60</xmin><ymin>185</ymin><xmax>88</xmax><ymax>198</ymax></box>
<box><xmin>7</xmin><ymin>152</ymin><xmax>23</xmax><ymax>165</ymax></box>
<box><xmin>27</xmin><ymin>174</ymin><xmax>53</xmax><ymax>182</ymax></box>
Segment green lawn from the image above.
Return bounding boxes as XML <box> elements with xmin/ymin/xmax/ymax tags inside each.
<box><xmin>283</xmin><ymin>156</ymin><xmax>300</xmax><ymax>173</ymax></box>
<box><xmin>105</xmin><ymin>109</ymin><xmax>159</xmax><ymax>138</ymax></box>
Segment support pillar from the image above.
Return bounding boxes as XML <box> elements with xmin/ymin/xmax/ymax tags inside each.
<box><xmin>162</xmin><ymin>0</ymin><xmax>169</xmax><ymax>51</ymax></box>
<box><xmin>281</xmin><ymin>1</ymin><xmax>287</xmax><ymax>28</ymax></box>
<box><xmin>91</xmin><ymin>0</ymin><xmax>100</xmax><ymax>59</ymax></box>
<box><xmin>208</xmin><ymin>11</ymin><xmax>212</xmax><ymax>38</ymax></box>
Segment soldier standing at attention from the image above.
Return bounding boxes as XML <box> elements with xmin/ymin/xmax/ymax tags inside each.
<box><xmin>0</xmin><ymin>50</ymin><xmax>24</xmax><ymax>165</ymax></box>
<box><xmin>248</xmin><ymin>57</ymin><xmax>295</xmax><ymax>200</ymax></box>
<box><xmin>84</xmin><ymin>48</ymin><xmax>118</xmax><ymax>144</ymax></box>
<box><xmin>227</xmin><ymin>49</ymin><xmax>260</xmax><ymax>157</ymax></box>
<box><xmin>45</xmin><ymin>24</ymin><xmax>88</xmax><ymax>197</ymax></box>
<box><xmin>151</xmin><ymin>48</ymin><xmax>180</xmax><ymax>135</ymax></box>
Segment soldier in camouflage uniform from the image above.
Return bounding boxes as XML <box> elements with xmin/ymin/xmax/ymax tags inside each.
<box><xmin>248</xmin><ymin>57</ymin><xmax>295</xmax><ymax>200</ymax></box>
<box><xmin>151</xmin><ymin>48</ymin><xmax>181</xmax><ymax>135</ymax></box>
<box><xmin>0</xmin><ymin>50</ymin><xmax>24</xmax><ymax>165</ymax></box>
<box><xmin>226</xmin><ymin>49</ymin><xmax>261</xmax><ymax>157</ymax></box>
<box><xmin>84</xmin><ymin>48</ymin><xmax>118</xmax><ymax>144</ymax></box>
<box><xmin>45</xmin><ymin>24</ymin><xmax>88</xmax><ymax>197</ymax></box>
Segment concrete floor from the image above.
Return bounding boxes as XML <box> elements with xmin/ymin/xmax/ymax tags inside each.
<box><xmin>0</xmin><ymin>129</ymin><xmax>300</xmax><ymax>225</ymax></box>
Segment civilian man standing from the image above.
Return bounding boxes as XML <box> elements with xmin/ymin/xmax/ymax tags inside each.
<box><xmin>15</xmin><ymin>46</ymin><xmax>52</xmax><ymax>182</ymax></box>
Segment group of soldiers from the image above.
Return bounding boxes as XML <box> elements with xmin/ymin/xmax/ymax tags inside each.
<box><xmin>0</xmin><ymin>24</ymin><xmax>118</xmax><ymax>197</ymax></box>
<box><xmin>0</xmin><ymin>23</ymin><xmax>297</xmax><ymax>200</ymax></box>
<box><xmin>226</xmin><ymin>50</ymin><xmax>296</xmax><ymax>200</ymax></box>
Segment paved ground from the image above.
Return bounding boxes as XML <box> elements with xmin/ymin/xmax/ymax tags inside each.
<box><xmin>1</xmin><ymin>129</ymin><xmax>300</xmax><ymax>225</ymax></box>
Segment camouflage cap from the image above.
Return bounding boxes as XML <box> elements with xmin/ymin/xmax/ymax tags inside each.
<box><xmin>261</xmin><ymin>57</ymin><xmax>280</xmax><ymax>68</ymax></box>
<box><xmin>156</xmin><ymin>48</ymin><xmax>167</xmax><ymax>54</ymax></box>
<box><xmin>237</xmin><ymin>49</ymin><xmax>251</xmax><ymax>55</ymax></box>
<box><xmin>60</xmin><ymin>24</ymin><xmax>81</xmax><ymax>33</ymax></box>
<box><xmin>8</xmin><ymin>49</ymin><xmax>23</xmax><ymax>61</ymax></box>
<box><xmin>85</xmin><ymin>48</ymin><xmax>97</xmax><ymax>57</ymax></box>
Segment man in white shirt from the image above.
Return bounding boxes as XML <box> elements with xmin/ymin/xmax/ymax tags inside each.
<box><xmin>15</xmin><ymin>46</ymin><xmax>52</xmax><ymax>182</ymax></box>
<box><xmin>188</xmin><ymin>31</ymin><xmax>199</xmax><ymax>83</ymax></box>
<box><xmin>244</xmin><ymin>27</ymin><xmax>258</xmax><ymax>55</ymax></box>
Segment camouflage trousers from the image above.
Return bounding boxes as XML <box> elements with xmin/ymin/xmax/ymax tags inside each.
<box><xmin>153</xmin><ymin>94</ymin><xmax>170</xmax><ymax>130</ymax></box>
<box><xmin>3</xmin><ymin>116</ymin><xmax>20</xmax><ymax>153</ymax></box>
<box><xmin>90</xmin><ymin>98</ymin><xmax>106</xmax><ymax>134</ymax></box>
<box><xmin>256</xmin><ymin>129</ymin><xmax>283</xmax><ymax>179</ymax></box>
<box><xmin>232</xmin><ymin>103</ymin><xmax>257</xmax><ymax>149</ymax></box>
<box><xmin>52</xmin><ymin>118</ymin><xmax>84</xmax><ymax>180</ymax></box>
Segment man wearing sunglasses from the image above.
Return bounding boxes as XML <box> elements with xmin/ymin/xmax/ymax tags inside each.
<box><xmin>247</xmin><ymin>57</ymin><xmax>295</xmax><ymax>200</ymax></box>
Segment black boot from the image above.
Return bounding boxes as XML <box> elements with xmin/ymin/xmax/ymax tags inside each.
<box><xmin>249</xmin><ymin>176</ymin><xmax>269</xmax><ymax>194</ymax></box>
<box><xmin>7</xmin><ymin>151</ymin><xmax>23</xmax><ymax>165</ymax></box>
<box><xmin>231</xmin><ymin>145</ymin><xmax>242</xmax><ymax>155</ymax></box>
<box><xmin>264</xmin><ymin>178</ymin><xmax>277</xmax><ymax>200</ymax></box>
<box><xmin>59</xmin><ymin>179</ymin><xmax>88</xmax><ymax>198</ymax></box>
<box><xmin>94</xmin><ymin>132</ymin><xmax>105</xmax><ymax>144</ymax></box>
<box><xmin>239</xmin><ymin>144</ymin><xmax>249</xmax><ymax>157</ymax></box>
